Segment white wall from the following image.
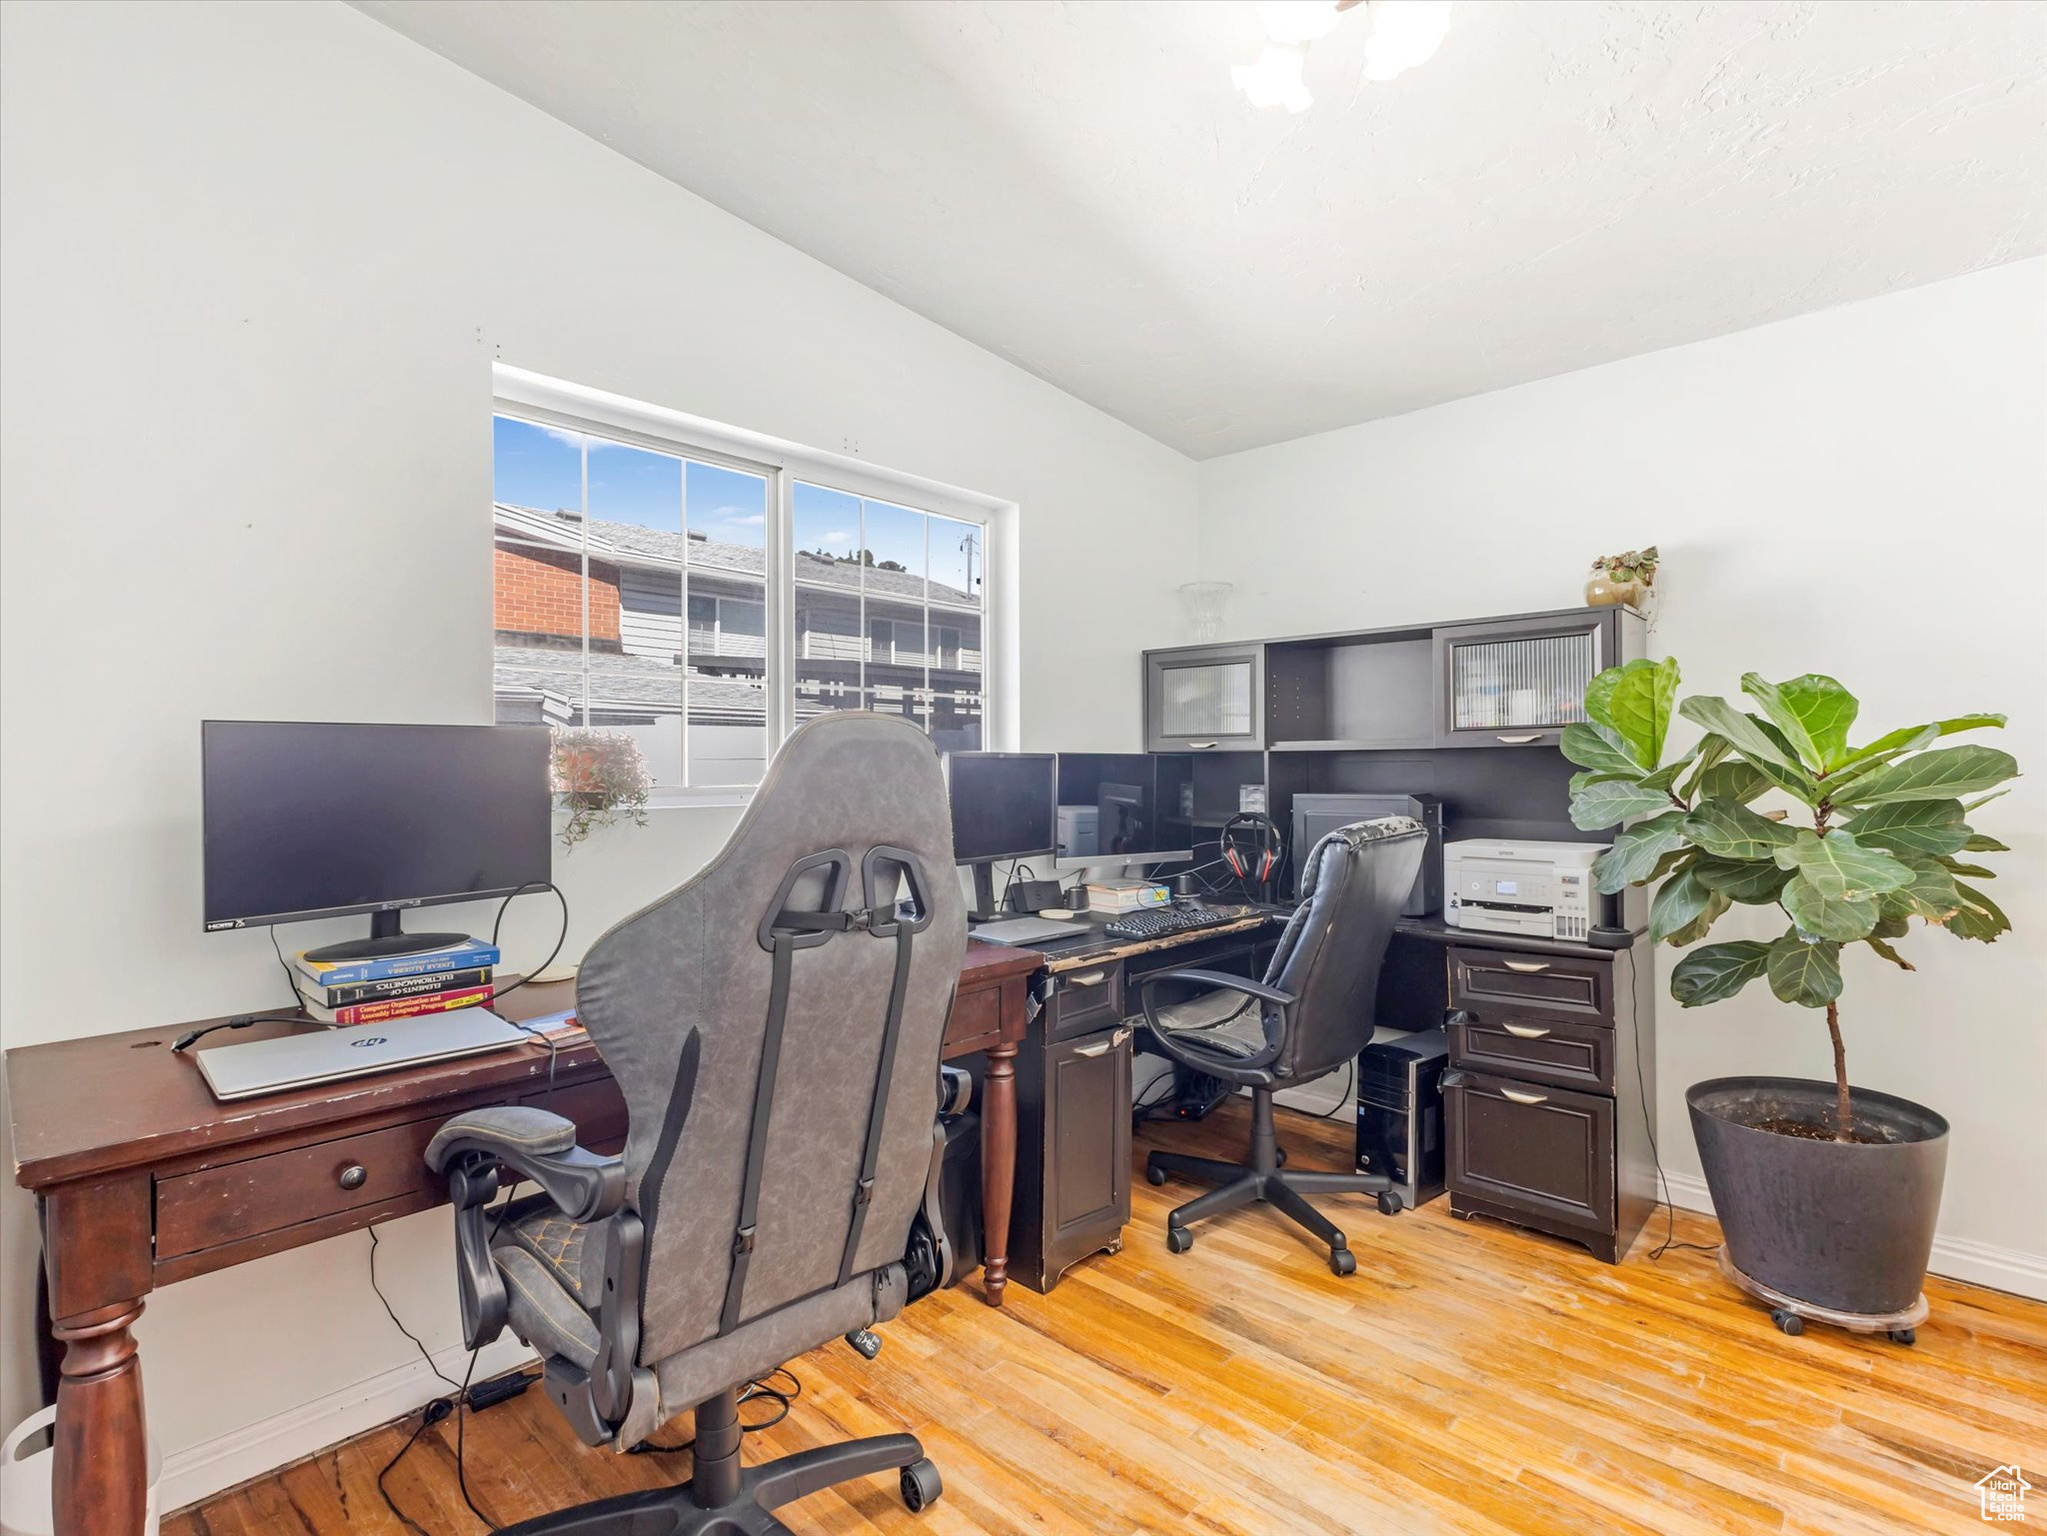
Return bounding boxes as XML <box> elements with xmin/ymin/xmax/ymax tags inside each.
<box><xmin>0</xmin><ymin>0</ymin><xmax>1198</xmax><ymax>1481</ymax></box>
<box><xmin>1200</xmin><ymin>258</ymin><xmax>2047</xmax><ymax>1289</ymax></box>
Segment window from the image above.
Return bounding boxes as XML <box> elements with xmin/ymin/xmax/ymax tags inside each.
<box><xmin>492</xmin><ymin>373</ymin><xmax>998</xmax><ymax>796</ymax></box>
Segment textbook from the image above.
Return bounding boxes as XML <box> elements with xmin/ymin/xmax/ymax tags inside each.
<box><xmin>297</xmin><ymin>966</ymin><xmax>495</xmax><ymax>1010</ymax></box>
<box><xmin>299</xmin><ymin>982</ymin><xmax>496</xmax><ymax>1026</ymax></box>
<box><xmin>291</xmin><ymin>937</ymin><xmax>500</xmax><ymax>988</ymax></box>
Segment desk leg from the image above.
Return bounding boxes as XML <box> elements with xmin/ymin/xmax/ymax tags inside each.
<box><xmin>981</xmin><ymin>1040</ymin><xmax>1017</xmax><ymax>1306</ymax></box>
<box><xmin>52</xmin><ymin>1299</ymin><xmax>148</xmax><ymax>1536</ymax></box>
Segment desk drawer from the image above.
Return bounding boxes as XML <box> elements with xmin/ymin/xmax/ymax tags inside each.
<box><xmin>944</xmin><ymin>982</ymin><xmax>1006</xmax><ymax>1055</ymax></box>
<box><xmin>1046</xmin><ymin>963</ymin><xmax>1124</xmax><ymax>1042</ymax></box>
<box><xmin>1448</xmin><ymin>1011</ymin><xmax>1614</xmax><ymax>1095</ymax></box>
<box><xmin>1450</xmin><ymin>946</ymin><xmax>1609</xmax><ymax>1021</ymax></box>
<box><xmin>156</xmin><ymin>1116</ymin><xmax>443</xmax><ymax>1261</ymax></box>
<box><xmin>1445</xmin><ymin>1070</ymin><xmax>1614</xmax><ymax>1235</ymax></box>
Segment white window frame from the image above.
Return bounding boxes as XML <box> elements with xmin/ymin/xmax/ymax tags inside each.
<box><xmin>493</xmin><ymin>365</ymin><xmax>1013</xmax><ymax>807</ymax></box>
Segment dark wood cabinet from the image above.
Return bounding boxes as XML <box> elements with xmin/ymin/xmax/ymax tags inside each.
<box><xmin>1009</xmin><ymin>966</ymin><xmax>1133</xmax><ymax>1293</ymax></box>
<box><xmin>1143</xmin><ymin>643</ymin><xmax>1266</xmax><ymax>753</ymax></box>
<box><xmin>1431</xmin><ymin>608</ymin><xmax>1643</xmax><ymax>749</ymax></box>
<box><xmin>1443</xmin><ymin>933</ymin><xmax>1656</xmax><ymax>1265</ymax></box>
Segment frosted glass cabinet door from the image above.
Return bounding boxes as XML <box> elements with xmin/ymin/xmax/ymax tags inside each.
<box><xmin>1145</xmin><ymin>644</ymin><xmax>1265</xmax><ymax>752</ymax></box>
<box><xmin>1433</xmin><ymin>613</ymin><xmax>1611</xmax><ymax>747</ymax></box>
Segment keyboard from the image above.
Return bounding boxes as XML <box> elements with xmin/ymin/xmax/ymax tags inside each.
<box><xmin>1102</xmin><ymin>905</ymin><xmax>1237</xmax><ymax>941</ymax></box>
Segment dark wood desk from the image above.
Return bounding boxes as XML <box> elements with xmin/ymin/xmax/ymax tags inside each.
<box><xmin>6</xmin><ymin>943</ymin><xmax>1041</xmax><ymax>1536</ymax></box>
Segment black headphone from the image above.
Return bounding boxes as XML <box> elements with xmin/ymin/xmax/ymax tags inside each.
<box><xmin>1220</xmin><ymin>812</ymin><xmax>1282</xmax><ymax>885</ymax></box>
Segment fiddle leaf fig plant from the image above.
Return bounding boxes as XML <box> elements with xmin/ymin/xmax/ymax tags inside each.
<box><xmin>1563</xmin><ymin>658</ymin><xmax>2017</xmax><ymax>1142</ymax></box>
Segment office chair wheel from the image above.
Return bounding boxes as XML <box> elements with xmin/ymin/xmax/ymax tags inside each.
<box><xmin>1146</xmin><ymin>1165</ymin><xmax>1166</xmax><ymax>1186</ymax></box>
<box><xmin>1770</xmin><ymin>1308</ymin><xmax>1804</xmax><ymax>1336</ymax></box>
<box><xmin>1329</xmin><ymin>1247</ymin><xmax>1357</xmax><ymax>1277</ymax></box>
<box><xmin>1166</xmin><ymin>1225</ymin><xmax>1193</xmax><ymax>1255</ymax></box>
<box><xmin>900</xmin><ymin>1458</ymin><xmax>943</xmax><ymax>1512</ymax></box>
<box><xmin>1377</xmin><ymin>1190</ymin><xmax>1404</xmax><ymax>1216</ymax></box>
<box><xmin>1275</xmin><ymin>1146</ymin><xmax>1288</xmax><ymax>1167</ymax></box>
<box><xmin>1889</xmin><ymin>1327</ymin><xmax>1916</xmax><ymax>1346</ymax></box>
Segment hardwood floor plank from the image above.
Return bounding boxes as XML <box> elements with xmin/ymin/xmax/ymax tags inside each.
<box><xmin>165</xmin><ymin>1100</ymin><xmax>2045</xmax><ymax>1536</ymax></box>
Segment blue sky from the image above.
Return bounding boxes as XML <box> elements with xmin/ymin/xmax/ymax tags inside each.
<box><xmin>494</xmin><ymin>414</ymin><xmax>980</xmax><ymax>595</ymax></box>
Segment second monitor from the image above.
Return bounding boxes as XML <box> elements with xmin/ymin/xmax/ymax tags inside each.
<box><xmin>1055</xmin><ymin>753</ymin><xmax>1191</xmax><ymax>870</ymax></box>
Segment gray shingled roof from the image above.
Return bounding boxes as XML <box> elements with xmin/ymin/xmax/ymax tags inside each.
<box><xmin>493</xmin><ymin>644</ymin><xmax>764</xmax><ymax>718</ymax></box>
<box><xmin>495</xmin><ymin>503</ymin><xmax>977</xmax><ymax>608</ymax></box>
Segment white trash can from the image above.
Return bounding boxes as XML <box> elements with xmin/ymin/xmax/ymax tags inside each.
<box><xmin>1</xmin><ymin>1408</ymin><xmax>161</xmax><ymax>1536</ymax></box>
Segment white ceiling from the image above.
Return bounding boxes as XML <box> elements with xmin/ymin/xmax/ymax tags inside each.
<box><xmin>355</xmin><ymin>0</ymin><xmax>2047</xmax><ymax>458</ymax></box>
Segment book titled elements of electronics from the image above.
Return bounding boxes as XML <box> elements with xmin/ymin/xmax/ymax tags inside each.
<box><xmin>292</xmin><ymin>936</ymin><xmax>502</xmax><ymax>1023</ymax></box>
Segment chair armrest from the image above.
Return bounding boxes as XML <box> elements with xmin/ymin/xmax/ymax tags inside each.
<box><xmin>1133</xmin><ymin>969</ymin><xmax>1295</xmax><ymax>1075</ymax></box>
<box><xmin>426</xmin><ymin>1106</ymin><xmax>625</xmax><ymax>1223</ymax></box>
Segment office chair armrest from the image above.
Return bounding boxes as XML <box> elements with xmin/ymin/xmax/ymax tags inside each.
<box><xmin>426</xmin><ymin>1106</ymin><xmax>626</xmax><ymax>1223</ymax></box>
<box><xmin>1133</xmin><ymin>969</ymin><xmax>1295</xmax><ymax>1074</ymax></box>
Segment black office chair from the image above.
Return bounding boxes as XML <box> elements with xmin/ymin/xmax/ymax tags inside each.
<box><xmin>1137</xmin><ymin>817</ymin><xmax>1425</xmax><ymax>1276</ymax></box>
<box><xmin>425</xmin><ymin>712</ymin><xmax>968</xmax><ymax>1534</ymax></box>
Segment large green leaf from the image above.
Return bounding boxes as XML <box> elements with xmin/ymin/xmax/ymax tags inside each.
<box><xmin>1766</xmin><ymin>931</ymin><xmax>1843</xmax><ymax>1008</ymax></box>
<box><xmin>1782</xmin><ymin>875</ymin><xmax>1880</xmax><ymax>942</ymax></box>
<box><xmin>1649</xmin><ymin>866</ymin><xmax>1720</xmax><ymax>944</ymax></box>
<box><xmin>1559</xmin><ymin>721</ymin><xmax>1641</xmax><ymax>777</ymax></box>
<box><xmin>1676</xmin><ymin>735</ymin><xmax>1732</xmax><ymax>800</ymax></box>
<box><xmin>1962</xmin><ymin>832</ymin><xmax>2011</xmax><ymax>853</ymax></box>
<box><xmin>1570</xmin><ymin>775</ymin><xmax>1677</xmax><ymax>830</ymax></box>
<box><xmin>1678</xmin><ymin>697</ymin><xmax>1817</xmax><ymax>794</ymax></box>
<box><xmin>1694</xmin><ymin>759</ymin><xmax>1770</xmax><ymax>805</ymax></box>
<box><xmin>1586</xmin><ymin>659</ymin><xmax>1680</xmax><ymax>770</ymax></box>
<box><xmin>1843</xmin><ymin>798</ymin><xmax>1970</xmax><ymax>858</ymax></box>
<box><xmin>1664</xmin><ymin>890</ymin><xmax>1731</xmax><ymax>948</ymax></box>
<box><xmin>1742</xmin><ymin>672</ymin><xmax>1858</xmax><ymax>771</ymax></box>
<box><xmin>1879</xmin><ymin>854</ymin><xmax>1962</xmax><ymax>923</ymax></box>
<box><xmin>1692</xmin><ymin>855</ymin><xmax>1792</xmax><ymax>905</ymax></box>
<box><xmin>1591</xmin><ymin>811</ymin><xmax>1689</xmax><ymax>895</ymax></box>
<box><xmin>1945</xmin><ymin>882</ymin><xmax>2011</xmax><ymax>942</ymax></box>
<box><xmin>1830</xmin><ymin>744</ymin><xmax>2020</xmax><ymax>807</ymax></box>
<box><xmin>1843</xmin><ymin>714</ymin><xmax>2006</xmax><ymax>762</ymax></box>
<box><xmin>1772</xmin><ymin>829</ymin><xmax>1913</xmax><ymax>899</ymax></box>
<box><xmin>1683</xmin><ymin>798</ymin><xmax>1800</xmax><ymax>860</ymax></box>
<box><xmin>1669</xmin><ymin>941</ymin><xmax>1773</xmax><ymax>1007</ymax></box>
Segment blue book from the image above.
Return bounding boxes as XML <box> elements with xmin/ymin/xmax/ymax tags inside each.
<box><xmin>292</xmin><ymin>937</ymin><xmax>500</xmax><ymax>988</ymax></box>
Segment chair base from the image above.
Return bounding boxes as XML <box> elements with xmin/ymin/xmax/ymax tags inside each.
<box><xmin>500</xmin><ymin>1389</ymin><xmax>939</xmax><ymax>1534</ymax></box>
<box><xmin>1146</xmin><ymin>1088</ymin><xmax>1399</xmax><ymax>1275</ymax></box>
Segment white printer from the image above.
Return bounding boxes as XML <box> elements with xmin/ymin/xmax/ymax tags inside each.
<box><xmin>1443</xmin><ymin>840</ymin><xmax>1606</xmax><ymax>942</ymax></box>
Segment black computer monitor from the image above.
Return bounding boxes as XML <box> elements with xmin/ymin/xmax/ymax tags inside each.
<box><xmin>1055</xmin><ymin>752</ymin><xmax>1192</xmax><ymax>870</ymax></box>
<box><xmin>944</xmin><ymin>751</ymin><xmax>1056</xmax><ymax>918</ymax></box>
<box><xmin>202</xmin><ymin>720</ymin><xmax>553</xmax><ymax>961</ymax></box>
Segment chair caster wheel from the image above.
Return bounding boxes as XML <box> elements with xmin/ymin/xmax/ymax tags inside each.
<box><xmin>1146</xmin><ymin>1165</ymin><xmax>1166</xmax><ymax>1186</ymax></box>
<box><xmin>1166</xmin><ymin>1226</ymin><xmax>1193</xmax><ymax>1254</ymax></box>
<box><xmin>900</xmin><ymin>1458</ymin><xmax>942</xmax><ymax>1512</ymax></box>
<box><xmin>1770</xmin><ymin>1309</ymin><xmax>1804</xmax><ymax>1336</ymax></box>
<box><xmin>1889</xmin><ymin>1327</ymin><xmax>1916</xmax><ymax>1346</ymax></box>
<box><xmin>1330</xmin><ymin>1248</ymin><xmax>1356</xmax><ymax>1277</ymax></box>
<box><xmin>1377</xmin><ymin>1190</ymin><xmax>1404</xmax><ymax>1216</ymax></box>
<box><xmin>1275</xmin><ymin>1146</ymin><xmax>1288</xmax><ymax>1167</ymax></box>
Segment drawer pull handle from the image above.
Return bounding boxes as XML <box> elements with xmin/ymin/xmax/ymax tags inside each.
<box><xmin>1500</xmin><ymin>1088</ymin><xmax>1549</xmax><ymax>1106</ymax></box>
<box><xmin>1067</xmin><ymin>969</ymin><xmax>1110</xmax><ymax>988</ymax></box>
<box><xmin>1188</xmin><ymin>741</ymin><xmax>1218</xmax><ymax>750</ymax></box>
<box><xmin>337</xmin><ymin>1163</ymin><xmax>369</xmax><ymax>1191</ymax></box>
<box><xmin>1496</xmin><ymin>733</ymin><xmax>1543</xmax><ymax>744</ymax></box>
<box><xmin>1075</xmin><ymin>1039</ymin><xmax>1112</xmax><ymax>1058</ymax></box>
<box><xmin>1502</xmin><ymin>961</ymin><xmax>1550</xmax><ymax>974</ymax></box>
<box><xmin>1502</xmin><ymin>1023</ymin><xmax>1552</xmax><ymax>1040</ymax></box>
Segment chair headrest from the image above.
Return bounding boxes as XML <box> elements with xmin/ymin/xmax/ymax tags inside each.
<box><xmin>1298</xmin><ymin>815</ymin><xmax>1425</xmax><ymax>901</ymax></box>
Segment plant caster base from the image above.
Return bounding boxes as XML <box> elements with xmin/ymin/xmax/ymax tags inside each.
<box><xmin>1719</xmin><ymin>1247</ymin><xmax>1927</xmax><ymax>1344</ymax></box>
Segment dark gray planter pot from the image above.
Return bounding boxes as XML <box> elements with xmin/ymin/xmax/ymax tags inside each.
<box><xmin>1687</xmin><ymin>1077</ymin><xmax>1949</xmax><ymax>1317</ymax></box>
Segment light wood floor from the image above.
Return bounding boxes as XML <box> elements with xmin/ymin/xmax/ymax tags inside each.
<box><xmin>168</xmin><ymin>1102</ymin><xmax>2046</xmax><ymax>1536</ymax></box>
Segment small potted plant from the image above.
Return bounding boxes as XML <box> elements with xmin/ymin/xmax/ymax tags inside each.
<box><xmin>1563</xmin><ymin>659</ymin><xmax>2015</xmax><ymax>1338</ymax></box>
<box><xmin>551</xmin><ymin>727</ymin><xmax>652</xmax><ymax>850</ymax></box>
<box><xmin>1586</xmin><ymin>545</ymin><xmax>1658</xmax><ymax>610</ymax></box>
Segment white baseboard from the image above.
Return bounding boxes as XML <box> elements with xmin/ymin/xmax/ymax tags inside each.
<box><xmin>158</xmin><ymin>1334</ymin><xmax>536</xmax><ymax>1515</ymax></box>
<box><xmin>1658</xmin><ymin>1170</ymin><xmax>2047</xmax><ymax>1302</ymax></box>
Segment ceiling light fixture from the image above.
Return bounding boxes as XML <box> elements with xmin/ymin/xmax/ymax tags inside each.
<box><xmin>1231</xmin><ymin>0</ymin><xmax>1452</xmax><ymax>112</ymax></box>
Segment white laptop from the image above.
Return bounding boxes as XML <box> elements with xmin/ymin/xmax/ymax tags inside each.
<box><xmin>194</xmin><ymin>1009</ymin><xmax>532</xmax><ymax>1102</ymax></box>
<box><xmin>970</xmin><ymin>915</ymin><xmax>1091</xmax><ymax>946</ymax></box>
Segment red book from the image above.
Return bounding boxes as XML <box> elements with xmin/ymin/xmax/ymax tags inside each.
<box><xmin>303</xmin><ymin>983</ymin><xmax>495</xmax><ymax>1026</ymax></box>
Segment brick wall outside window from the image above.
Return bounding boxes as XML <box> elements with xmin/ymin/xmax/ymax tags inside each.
<box><xmin>494</xmin><ymin>542</ymin><xmax>622</xmax><ymax>646</ymax></box>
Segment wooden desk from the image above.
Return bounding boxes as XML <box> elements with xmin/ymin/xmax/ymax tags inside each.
<box><xmin>6</xmin><ymin>943</ymin><xmax>1040</xmax><ymax>1536</ymax></box>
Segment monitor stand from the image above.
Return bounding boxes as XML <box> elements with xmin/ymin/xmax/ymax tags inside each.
<box><xmin>301</xmin><ymin>909</ymin><xmax>469</xmax><ymax>965</ymax></box>
<box><xmin>967</xmin><ymin>862</ymin><xmax>1002</xmax><ymax>924</ymax></box>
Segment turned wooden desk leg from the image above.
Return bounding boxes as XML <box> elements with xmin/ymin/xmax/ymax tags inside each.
<box><xmin>52</xmin><ymin>1299</ymin><xmax>148</xmax><ymax>1536</ymax></box>
<box><xmin>980</xmin><ymin>1039</ymin><xmax>1018</xmax><ymax>1306</ymax></box>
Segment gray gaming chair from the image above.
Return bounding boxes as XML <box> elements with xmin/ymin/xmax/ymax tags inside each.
<box><xmin>1138</xmin><ymin>817</ymin><xmax>1425</xmax><ymax>1276</ymax></box>
<box><xmin>426</xmin><ymin>712</ymin><xmax>968</xmax><ymax>1534</ymax></box>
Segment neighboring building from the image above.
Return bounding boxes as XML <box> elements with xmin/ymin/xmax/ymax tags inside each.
<box><xmin>493</xmin><ymin>502</ymin><xmax>983</xmax><ymax>784</ymax></box>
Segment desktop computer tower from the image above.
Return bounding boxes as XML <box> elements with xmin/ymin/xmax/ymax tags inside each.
<box><xmin>1354</xmin><ymin>1027</ymin><xmax>1447</xmax><ymax>1209</ymax></box>
<box><xmin>1292</xmin><ymin>793</ymin><xmax>1442</xmax><ymax>917</ymax></box>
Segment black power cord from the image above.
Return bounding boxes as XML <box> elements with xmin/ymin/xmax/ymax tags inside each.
<box><xmin>1626</xmin><ymin>950</ymin><xmax>1718</xmax><ymax>1263</ymax></box>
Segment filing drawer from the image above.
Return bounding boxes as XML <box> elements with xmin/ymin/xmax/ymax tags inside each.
<box><xmin>1445</xmin><ymin>1070</ymin><xmax>1614</xmax><ymax>1235</ymax></box>
<box><xmin>1448</xmin><ymin>1011</ymin><xmax>1614</xmax><ymax>1095</ymax></box>
<box><xmin>1046</xmin><ymin>962</ymin><xmax>1124</xmax><ymax>1042</ymax></box>
<box><xmin>1450</xmin><ymin>945</ymin><xmax>1609</xmax><ymax>1020</ymax></box>
<box><xmin>156</xmin><ymin>1115</ymin><xmax>444</xmax><ymax>1260</ymax></box>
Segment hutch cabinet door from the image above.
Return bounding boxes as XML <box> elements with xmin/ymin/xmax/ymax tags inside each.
<box><xmin>1144</xmin><ymin>644</ymin><xmax>1266</xmax><ymax>753</ymax></box>
<box><xmin>1431</xmin><ymin>611</ymin><xmax>1616</xmax><ymax>748</ymax></box>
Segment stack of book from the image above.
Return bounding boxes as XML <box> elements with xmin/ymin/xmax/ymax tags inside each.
<box><xmin>292</xmin><ymin>936</ymin><xmax>502</xmax><ymax>1025</ymax></box>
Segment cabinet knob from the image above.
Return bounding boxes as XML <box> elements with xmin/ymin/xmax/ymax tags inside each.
<box><xmin>337</xmin><ymin>1163</ymin><xmax>369</xmax><ymax>1191</ymax></box>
